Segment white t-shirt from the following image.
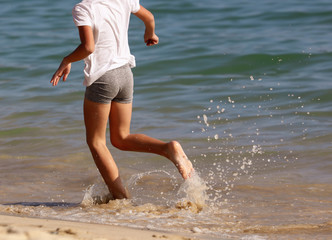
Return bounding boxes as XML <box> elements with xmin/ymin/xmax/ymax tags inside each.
<box><xmin>72</xmin><ymin>0</ymin><xmax>140</xmax><ymax>86</ymax></box>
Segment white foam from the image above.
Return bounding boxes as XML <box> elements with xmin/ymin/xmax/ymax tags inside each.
<box><xmin>178</xmin><ymin>172</ymin><xmax>208</xmax><ymax>208</ymax></box>
<box><xmin>81</xmin><ymin>182</ymin><xmax>111</xmax><ymax>206</ymax></box>
<box><xmin>241</xmin><ymin>235</ymin><xmax>267</xmax><ymax>240</ymax></box>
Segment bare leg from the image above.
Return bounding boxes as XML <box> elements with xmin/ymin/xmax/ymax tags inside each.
<box><xmin>84</xmin><ymin>98</ymin><xmax>128</xmax><ymax>199</ymax></box>
<box><xmin>109</xmin><ymin>102</ymin><xmax>194</xmax><ymax>179</ymax></box>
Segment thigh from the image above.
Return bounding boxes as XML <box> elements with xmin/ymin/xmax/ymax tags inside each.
<box><xmin>109</xmin><ymin>101</ymin><xmax>132</xmax><ymax>140</ymax></box>
<box><xmin>84</xmin><ymin>98</ymin><xmax>111</xmax><ymax>143</ymax></box>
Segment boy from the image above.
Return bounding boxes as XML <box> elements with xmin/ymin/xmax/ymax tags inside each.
<box><xmin>51</xmin><ymin>0</ymin><xmax>194</xmax><ymax>199</ymax></box>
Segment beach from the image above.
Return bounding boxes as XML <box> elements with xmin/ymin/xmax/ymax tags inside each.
<box><xmin>1</xmin><ymin>0</ymin><xmax>331</xmax><ymax>239</ymax></box>
<box><xmin>0</xmin><ymin>214</ymin><xmax>195</xmax><ymax>240</ymax></box>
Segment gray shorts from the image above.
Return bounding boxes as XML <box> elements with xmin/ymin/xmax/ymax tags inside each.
<box><xmin>85</xmin><ymin>64</ymin><xmax>133</xmax><ymax>104</ymax></box>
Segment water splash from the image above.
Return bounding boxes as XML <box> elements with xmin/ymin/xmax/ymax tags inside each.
<box><xmin>177</xmin><ymin>172</ymin><xmax>208</xmax><ymax>212</ymax></box>
<box><xmin>192</xmin><ymin>91</ymin><xmax>310</xmax><ymax>207</ymax></box>
<box><xmin>81</xmin><ymin>182</ymin><xmax>112</xmax><ymax>206</ymax></box>
<box><xmin>80</xmin><ymin>170</ymin><xmax>209</xmax><ymax>214</ymax></box>
<box><xmin>127</xmin><ymin>170</ymin><xmax>175</xmax><ymax>189</ymax></box>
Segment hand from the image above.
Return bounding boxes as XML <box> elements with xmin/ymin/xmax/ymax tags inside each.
<box><xmin>144</xmin><ymin>33</ymin><xmax>159</xmax><ymax>46</ymax></box>
<box><xmin>50</xmin><ymin>59</ymin><xmax>71</xmax><ymax>86</ymax></box>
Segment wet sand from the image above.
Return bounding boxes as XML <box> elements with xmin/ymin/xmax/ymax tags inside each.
<box><xmin>0</xmin><ymin>214</ymin><xmax>196</xmax><ymax>240</ymax></box>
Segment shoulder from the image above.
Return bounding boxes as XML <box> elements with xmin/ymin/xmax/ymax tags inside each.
<box><xmin>72</xmin><ymin>1</ymin><xmax>94</xmax><ymax>26</ymax></box>
<box><xmin>73</xmin><ymin>1</ymin><xmax>90</xmax><ymax>12</ymax></box>
<box><xmin>128</xmin><ymin>0</ymin><xmax>140</xmax><ymax>13</ymax></box>
<box><xmin>72</xmin><ymin>0</ymin><xmax>94</xmax><ymax>16</ymax></box>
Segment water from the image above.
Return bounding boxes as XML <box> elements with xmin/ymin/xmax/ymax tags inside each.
<box><xmin>0</xmin><ymin>0</ymin><xmax>331</xmax><ymax>239</ymax></box>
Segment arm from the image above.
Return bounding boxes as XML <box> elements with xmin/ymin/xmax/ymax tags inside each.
<box><xmin>50</xmin><ymin>25</ymin><xmax>95</xmax><ymax>86</ymax></box>
<box><xmin>133</xmin><ymin>5</ymin><xmax>159</xmax><ymax>46</ymax></box>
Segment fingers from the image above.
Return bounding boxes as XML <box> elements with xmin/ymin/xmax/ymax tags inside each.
<box><xmin>51</xmin><ymin>71</ymin><xmax>66</xmax><ymax>86</ymax></box>
<box><xmin>50</xmin><ymin>63</ymin><xmax>71</xmax><ymax>86</ymax></box>
<box><xmin>51</xmin><ymin>77</ymin><xmax>59</xmax><ymax>86</ymax></box>
<box><xmin>50</xmin><ymin>69</ymin><xmax>63</xmax><ymax>86</ymax></box>
<box><xmin>63</xmin><ymin>66</ymin><xmax>71</xmax><ymax>82</ymax></box>
<box><xmin>50</xmin><ymin>74</ymin><xmax>59</xmax><ymax>86</ymax></box>
<box><xmin>145</xmin><ymin>34</ymin><xmax>159</xmax><ymax>46</ymax></box>
<box><xmin>63</xmin><ymin>72</ymin><xmax>69</xmax><ymax>82</ymax></box>
<box><xmin>146</xmin><ymin>39</ymin><xmax>158</xmax><ymax>46</ymax></box>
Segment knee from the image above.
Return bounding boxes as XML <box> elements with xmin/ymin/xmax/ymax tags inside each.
<box><xmin>111</xmin><ymin>135</ymin><xmax>128</xmax><ymax>151</ymax></box>
<box><xmin>86</xmin><ymin>137</ymin><xmax>106</xmax><ymax>151</ymax></box>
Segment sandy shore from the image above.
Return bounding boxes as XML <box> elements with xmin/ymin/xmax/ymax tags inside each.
<box><xmin>0</xmin><ymin>214</ymin><xmax>195</xmax><ymax>240</ymax></box>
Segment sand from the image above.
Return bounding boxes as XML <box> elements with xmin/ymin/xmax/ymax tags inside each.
<box><xmin>0</xmin><ymin>214</ymin><xmax>195</xmax><ymax>240</ymax></box>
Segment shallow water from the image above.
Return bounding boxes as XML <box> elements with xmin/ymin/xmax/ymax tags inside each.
<box><xmin>0</xmin><ymin>0</ymin><xmax>332</xmax><ymax>239</ymax></box>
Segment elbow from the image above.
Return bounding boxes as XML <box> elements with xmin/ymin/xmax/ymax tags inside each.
<box><xmin>84</xmin><ymin>43</ymin><xmax>95</xmax><ymax>55</ymax></box>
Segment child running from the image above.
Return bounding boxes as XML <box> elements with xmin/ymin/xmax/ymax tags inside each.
<box><xmin>50</xmin><ymin>0</ymin><xmax>194</xmax><ymax>199</ymax></box>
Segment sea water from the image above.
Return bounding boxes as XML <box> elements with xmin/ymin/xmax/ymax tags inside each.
<box><xmin>0</xmin><ymin>0</ymin><xmax>332</xmax><ymax>239</ymax></box>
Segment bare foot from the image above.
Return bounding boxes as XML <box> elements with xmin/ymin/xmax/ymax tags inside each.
<box><xmin>167</xmin><ymin>141</ymin><xmax>194</xmax><ymax>179</ymax></box>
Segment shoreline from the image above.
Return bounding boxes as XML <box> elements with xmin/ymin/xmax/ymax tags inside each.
<box><xmin>0</xmin><ymin>214</ymin><xmax>196</xmax><ymax>240</ymax></box>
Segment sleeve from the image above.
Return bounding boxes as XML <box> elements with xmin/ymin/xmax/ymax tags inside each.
<box><xmin>130</xmin><ymin>0</ymin><xmax>140</xmax><ymax>13</ymax></box>
<box><xmin>72</xmin><ymin>4</ymin><xmax>93</xmax><ymax>27</ymax></box>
